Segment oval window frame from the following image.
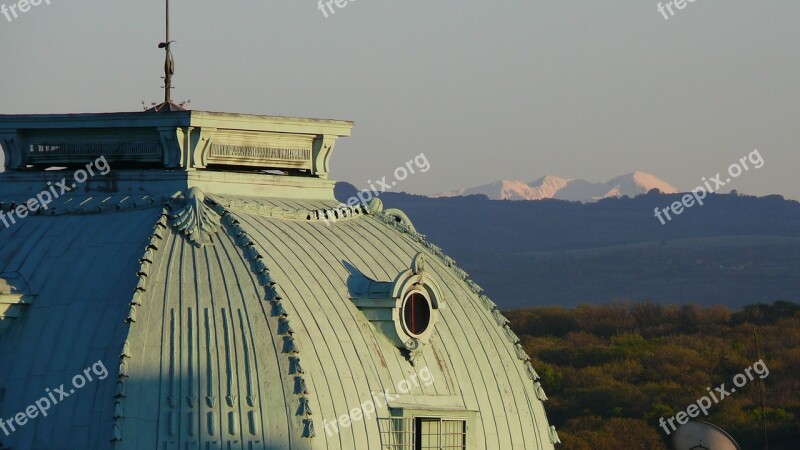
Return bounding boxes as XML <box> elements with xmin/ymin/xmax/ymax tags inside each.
<box><xmin>401</xmin><ymin>290</ymin><xmax>432</xmax><ymax>338</ymax></box>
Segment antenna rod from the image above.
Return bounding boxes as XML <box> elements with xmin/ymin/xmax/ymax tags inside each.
<box><xmin>148</xmin><ymin>0</ymin><xmax>186</xmax><ymax>112</ymax></box>
<box><xmin>161</xmin><ymin>0</ymin><xmax>175</xmax><ymax>104</ymax></box>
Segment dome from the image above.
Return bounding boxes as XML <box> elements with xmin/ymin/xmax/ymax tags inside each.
<box><xmin>0</xmin><ymin>111</ymin><xmax>558</xmax><ymax>449</ymax></box>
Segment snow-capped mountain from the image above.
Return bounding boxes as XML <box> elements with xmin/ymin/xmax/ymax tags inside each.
<box><xmin>435</xmin><ymin>172</ymin><xmax>678</xmax><ymax>203</ymax></box>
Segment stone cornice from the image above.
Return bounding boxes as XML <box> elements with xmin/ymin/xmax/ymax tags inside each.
<box><xmin>0</xmin><ymin>111</ymin><xmax>353</xmax><ymax>176</ymax></box>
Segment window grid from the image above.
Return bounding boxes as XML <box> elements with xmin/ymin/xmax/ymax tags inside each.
<box><xmin>378</xmin><ymin>418</ymin><xmax>415</xmax><ymax>450</ymax></box>
<box><xmin>378</xmin><ymin>417</ymin><xmax>466</xmax><ymax>450</ymax></box>
<box><xmin>441</xmin><ymin>419</ymin><xmax>467</xmax><ymax>449</ymax></box>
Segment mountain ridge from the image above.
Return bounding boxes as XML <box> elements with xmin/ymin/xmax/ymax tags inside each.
<box><xmin>434</xmin><ymin>171</ymin><xmax>678</xmax><ymax>202</ymax></box>
<box><xmin>335</xmin><ymin>182</ymin><xmax>800</xmax><ymax>309</ymax></box>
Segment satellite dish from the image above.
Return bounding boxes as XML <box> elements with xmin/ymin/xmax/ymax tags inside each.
<box><xmin>672</xmin><ymin>421</ymin><xmax>742</xmax><ymax>450</ymax></box>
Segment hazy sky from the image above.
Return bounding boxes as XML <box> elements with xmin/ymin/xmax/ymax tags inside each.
<box><xmin>1</xmin><ymin>1</ymin><xmax>797</xmax><ymax>198</ymax></box>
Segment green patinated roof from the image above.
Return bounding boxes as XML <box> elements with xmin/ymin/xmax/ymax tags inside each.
<box><xmin>0</xmin><ymin>111</ymin><xmax>558</xmax><ymax>450</ymax></box>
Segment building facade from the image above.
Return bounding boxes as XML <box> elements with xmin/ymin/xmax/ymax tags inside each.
<box><xmin>0</xmin><ymin>111</ymin><xmax>559</xmax><ymax>449</ymax></box>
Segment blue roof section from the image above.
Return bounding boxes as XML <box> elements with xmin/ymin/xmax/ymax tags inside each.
<box><xmin>0</xmin><ymin>191</ymin><xmax>556</xmax><ymax>449</ymax></box>
<box><xmin>0</xmin><ymin>206</ymin><xmax>165</xmax><ymax>450</ymax></box>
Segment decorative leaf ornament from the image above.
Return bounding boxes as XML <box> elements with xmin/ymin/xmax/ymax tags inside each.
<box><xmin>171</xmin><ymin>187</ymin><xmax>220</xmax><ymax>247</ymax></box>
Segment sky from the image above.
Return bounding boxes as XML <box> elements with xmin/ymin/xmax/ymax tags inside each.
<box><xmin>0</xmin><ymin>1</ymin><xmax>798</xmax><ymax>198</ymax></box>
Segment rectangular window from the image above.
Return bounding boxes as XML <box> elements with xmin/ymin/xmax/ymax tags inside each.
<box><xmin>379</xmin><ymin>417</ymin><xmax>415</xmax><ymax>449</ymax></box>
<box><xmin>378</xmin><ymin>417</ymin><xmax>466</xmax><ymax>450</ymax></box>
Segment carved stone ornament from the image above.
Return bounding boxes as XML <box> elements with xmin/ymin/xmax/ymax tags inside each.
<box><xmin>170</xmin><ymin>187</ymin><xmax>221</xmax><ymax>247</ymax></box>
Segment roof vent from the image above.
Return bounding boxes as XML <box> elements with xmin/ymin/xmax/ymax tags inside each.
<box><xmin>347</xmin><ymin>253</ymin><xmax>444</xmax><ymax>364</ymax></box>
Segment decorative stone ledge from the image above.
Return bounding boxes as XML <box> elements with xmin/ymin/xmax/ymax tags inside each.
<box><xmin>0</xmin><ymin>111</ymin><xmax>352</xmax><ymax>177</ymax></box>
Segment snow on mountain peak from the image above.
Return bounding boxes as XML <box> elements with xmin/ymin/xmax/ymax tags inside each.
<box><xmin>434</xmin><ymin>172</ymin><xmax>678</xmax><ymax>202</ymax></box>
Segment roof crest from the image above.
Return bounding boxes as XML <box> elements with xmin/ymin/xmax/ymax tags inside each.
<box><xmin>112</xmin><ymin>206</ymin><xmax>171</xmax><ymax>446</ymax></box>
<box><xmin>212</xmin><ymin>197</ymin><xmax>370</xmax><ymax>223</ymax></box>
<box><xmin>212</xmin><ymin>202</ymin><xmax>317</xmax><ymax>439</ymax></box>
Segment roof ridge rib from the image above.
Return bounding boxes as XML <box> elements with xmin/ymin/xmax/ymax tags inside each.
<box><xmin>210</xmin><ymin>197</ymin><xmax>317</xmax><ymax>440</ymax></box>
<box><xmin>111</xmin><ymin>206</ymin><xmax>171</xmax><ymax>445</ymax></box>
<box><xmin>213</xmin><ymin>197</ymin><xmax>370</xmax><ymax>223</ymax></box>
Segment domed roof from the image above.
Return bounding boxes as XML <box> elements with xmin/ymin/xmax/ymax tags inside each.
<box><xmin>0</xmin><ymin>111</ymin><xmax>558</xmax><ymax>449</ymax></box>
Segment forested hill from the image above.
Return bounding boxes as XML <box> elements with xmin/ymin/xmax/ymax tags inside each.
<box><xmin>335</xmin><ymin>183</ymin><xmax>800</xmax><ymax>308</ymax></box>
<box><xmin>509</xmin><ymin>301</ymin><xmax>800</xmax><ymax>449</ymax></box>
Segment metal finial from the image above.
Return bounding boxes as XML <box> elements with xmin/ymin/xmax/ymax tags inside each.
<box><xmin>158</xmin><ymin>0</ymin><xmax>175</xmax><ymax>104</ymax></box>
<box><xmin>147</xmin><ymin>0</ymin><xmax>186</xmax><ymax>112</ymax></box>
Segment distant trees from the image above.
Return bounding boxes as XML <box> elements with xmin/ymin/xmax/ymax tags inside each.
<box><xmin>734</xmin><ymin>300</ymin><xmax>800</xmax><ymax>325</ymax></box>
<box><xmin>509</xmin><ymin>301</ymin><xmax>800</xmax><ymax>450</ymax></box>
<box><xmin>559</xmin><ymin>417</ymin><xmax>668</xmax><ymax>450</ymax></box>
<box><xmin>647</xmin><ymin>188</ymin><xmax>663</xmax><ymax>196</ymax></box>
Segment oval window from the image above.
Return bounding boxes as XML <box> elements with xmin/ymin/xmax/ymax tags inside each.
<box><xmin>402</xmin><ymin>292</ymin><xmax>431</xmax><ymax>336</ymax></box>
